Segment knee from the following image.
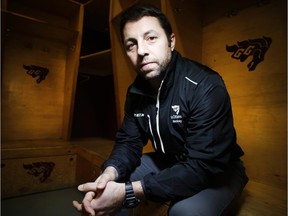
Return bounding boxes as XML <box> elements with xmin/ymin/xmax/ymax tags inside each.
<box><xmin>168</xmin><ymin>203</ymin><xmax>204</xmax><ymax>216</ymax></box>
<box><xmin>168</xmin><ymin>201</ymin><xmax>217</xmax><ymax>216</ymax></box>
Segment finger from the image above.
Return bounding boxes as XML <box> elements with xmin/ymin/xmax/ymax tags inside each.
<box><xmin>95</xmin><ymin>174</ymin><xmax>112</xmax><ymax>190</ymax></box>
<box><xmin>72</xmin><ymin>200</ymin><xmax>82</xmax><ymax>211</ymax></box>
<box><xmin>78</xmin><ymin>182</ymin><xmax>98</xmax><ymax>192</ymax></box>
<box><xmin>82</xmin><ymin>191</ymin><xmax>96</xmax><ymax>216</ymax></box>
<box><xmin>96</xmin><ymin>177</ymin><xmax>107</xmax><ymax>190</ymax></box>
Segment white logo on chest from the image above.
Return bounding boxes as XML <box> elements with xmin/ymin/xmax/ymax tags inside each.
<box><xmin>171</xmin><ymin>105</ymin><xmax>182</xmax><ymax>123</ymax></box>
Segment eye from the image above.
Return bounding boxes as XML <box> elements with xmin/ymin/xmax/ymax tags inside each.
<box><xmin>147</xmin><ymin>36</ymin><xmax>157</xmax><ymax>41</ymax></box>
<box><xmin>126</xmin><ymin>42</ymin><xmax>136</xmax><ymax>51</ymax></box>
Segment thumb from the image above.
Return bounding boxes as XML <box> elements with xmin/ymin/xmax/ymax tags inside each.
<box><xmin>78</xmin><ymin>182</ymin><xmax>97</xmax><ymax>192</ymax></box>
<box><xmin>96</xmin><ymin>177</ymin><xmax>109</xmax><ymax>190</ymax></box>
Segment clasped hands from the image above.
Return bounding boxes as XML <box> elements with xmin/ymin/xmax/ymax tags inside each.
<box><xmin>72</xmin><ymin>167</ymin><xmax>125</xmax><ymax>216</ymax></box>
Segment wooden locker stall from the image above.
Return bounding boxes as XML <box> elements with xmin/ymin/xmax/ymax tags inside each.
<box><xmin>1</xmin><ymin>0</ymin><xmax>84</xmax><ymax>197</ymax></box>
<box><xmin>1</xmin><ymin>0</ymin><xmax>83</xmax><ymax>141</ymax></box>
<box><xmin>201</xmin><ymin>0</ymin><xmax>287</xmax><ymax>215</ymax></box>
<box><xmin>202</xmin><ymin>0</ymin><xmax>286</xmax><ymax>191</ymax></box>
<box><xmin>71</xmin><ymin>0</ymin><xmax>117</xmax><ymax>140</ymax></box>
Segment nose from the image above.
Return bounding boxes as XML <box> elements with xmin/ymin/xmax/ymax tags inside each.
<box><xmin>137</xmin><ymin>41</ymin><xmax>148</xmax><ymax>56</ymax></box>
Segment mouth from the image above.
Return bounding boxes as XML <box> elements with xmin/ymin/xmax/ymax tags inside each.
<box><xmin>140</xmin><ymin>62</ymin><xmax>155</xmax><ymax>71</ymax></box>
<box><xmin>140</xmin><ymin>61</ymin><xmax>152</xmax><ymax>66</ymax></box>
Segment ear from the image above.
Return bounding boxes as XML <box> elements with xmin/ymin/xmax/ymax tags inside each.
<box><xmin>170</xmin><ymin>33</ymin><xmax>176</xmax><ymax>51</ymax></box>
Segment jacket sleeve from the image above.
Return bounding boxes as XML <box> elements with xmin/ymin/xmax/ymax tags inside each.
<box><xmin>102</xmin><ymin>92</ymin><xmax>147</xmax><ymax>180</ymax></box>
<box><xmin>142</xmin><ymin>78</ymin><xmax>241</xmax><ymax>202</ymax></box>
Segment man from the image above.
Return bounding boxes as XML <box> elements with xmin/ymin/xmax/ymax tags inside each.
<box><xmin>73</xmin><ymin>4</ymin><xmax>248</xmax><ymax>216</ymax></box>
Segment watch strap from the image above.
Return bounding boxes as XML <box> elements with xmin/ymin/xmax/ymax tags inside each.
<box><xmin>123</xmin><ymin>181</ymin><xmax>140</xmax><ymax>208</ymax></box>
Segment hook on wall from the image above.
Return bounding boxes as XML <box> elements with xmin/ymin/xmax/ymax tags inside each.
<box><xmin>174</xmin><ymin>0</ymin><xmax>185</xmax><ymax>14</ymax></box>
<box><xmin>255</xmin><ymin>0</ymin><xmax>270</xmax><ymax>7</ymax></box>
<box><xmin>226</xmin><ymin>9</ymin><xmax>238</xmax><ymax>18</ymax></box>
<box><xmin>23</xmin><ymin>64</ymin><xmax>49</xmax><ymax>84</ymax></box>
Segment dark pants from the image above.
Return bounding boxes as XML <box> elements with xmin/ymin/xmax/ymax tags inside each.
<box><xmin>118</xmin><ymin>153</ymin><xmax>248</xmax><ymax>216</ymax></box>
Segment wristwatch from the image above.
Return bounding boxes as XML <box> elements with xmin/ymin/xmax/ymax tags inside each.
<box><xmin>122</xmin><ymin>181</ymin><xmax>140</xmax><ymax>208</ymax></box>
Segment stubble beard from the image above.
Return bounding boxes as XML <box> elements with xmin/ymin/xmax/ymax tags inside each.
<box><xmin>138</xmin><ymin>56</ymin><xmax>171</xmax><ymax>81</ymax></box>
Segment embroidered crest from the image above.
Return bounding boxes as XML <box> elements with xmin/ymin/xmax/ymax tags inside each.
<box><xmin>172</xmin><ymin>105</ymin><xmax>180</xmax><ymax>115</ymax></box>
<box><xmin>171</xmin><ymin>105</ymin><xmax>182</xmax><ymax>123</ymax></box>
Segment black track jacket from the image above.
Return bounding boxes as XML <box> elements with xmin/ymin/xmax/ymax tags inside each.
<box><xmin>102</xmin><ymin>51</ymin><xmax>244</xmax><ymax>202</ymax></box>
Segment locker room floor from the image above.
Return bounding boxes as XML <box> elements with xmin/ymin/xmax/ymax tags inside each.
<box><xmin>1</xmin><ymin>187</ymin><xmax>84</xmax><ymax>216</ymax></box>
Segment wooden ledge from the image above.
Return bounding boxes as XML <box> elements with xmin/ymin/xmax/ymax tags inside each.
<box><xmin>1</xmin><ymin>138</ymin><xmax>114</xmax><ymax>160</ymax></box>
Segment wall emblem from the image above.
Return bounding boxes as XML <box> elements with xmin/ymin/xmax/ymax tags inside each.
<box><xmin>23</xmin><ymin>64</ymin><xmax>49</xmax><ymax>83</ymax></box>
<box><xmin>23</xmin><ymin>162</ymin><xmax>55</xmax><ymax>182</ymax></box>
<box><xmin>226</xmin><ymin>36</ymin><xmax>272</xmax><ymax>71</ymax></box>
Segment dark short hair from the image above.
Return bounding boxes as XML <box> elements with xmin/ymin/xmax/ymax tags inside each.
<box><xmin>120</xmin><ymin>4</ymin><xmax>173</xmax><ymax>43</ymax></box>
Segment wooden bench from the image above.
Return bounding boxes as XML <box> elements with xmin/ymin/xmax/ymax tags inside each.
<box><xmin>134</xmin><ymin>180</ymin><xmax>286</xmax><ymax>216</ymax></box>
<box><xmin>235</xmin><ymin>181</ymin><xmax>286</xmax><ymax>216</ymax></box>
<box><xmin>2</xmin><ymin>138</ymin><xmax>286</xmax><ymax>215</ymax></box>
<box><xmin>75</xmin><ymin>139</ymin><xmax>287</xmax><ymax>216</ymax></box>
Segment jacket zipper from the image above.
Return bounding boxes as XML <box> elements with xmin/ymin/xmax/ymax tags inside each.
<box><xmin>147</xmin><ymin>114</ymin><xmax>157</xmax><ymax>151</ymax></box>
<box><xmin>156</xmin><ymin>80</ymin><xmax>165</xmax><ymax>153</ymax></box>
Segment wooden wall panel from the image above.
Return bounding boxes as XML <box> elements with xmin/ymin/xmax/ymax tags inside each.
<box><xmin>2</xmin><ymin>34</ymin><xmax>67</xmax><ymax>140</ymax></box>
<box><xmin>109</xmin><ymin>0</ymin><xmax>137</xmax><ymax>126</ymax></box>
<box><xmin>1</xmin><ymin>155</ymin><xmax>76</xmax><ymax>198</ymax></box>
<box><xmin>76</xmin><ymin>154</ymin><xmax>101</xmax><ymax>184</ymax></box>
<box><xmin>165</xmin><ymin>0</ymin><xmax>202</xmax><ymax>62</ymax></box>
<box><xmin>202</xmin><ymin>0</ymin><xmax>287</xmax><ymax>189</ymax></box>
<box><xmin>1</xmin><ymin>0</ymin><xmax>83</xmax><ymax>141</ymax></box>
<box><xmin>62</xmin><ymin>45</ymin><xmax>77</xmax><ymax>140</ymax></box>
<box><xmin>62</xmin><ymin>4</ymin><xmax>84</xmax><ymax>140</ymax></box>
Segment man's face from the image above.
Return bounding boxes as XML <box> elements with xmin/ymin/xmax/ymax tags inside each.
<box><xmin>123</xmin><ymin>16</ymin><xmax>175</xmax><ymax>81</ymax></box>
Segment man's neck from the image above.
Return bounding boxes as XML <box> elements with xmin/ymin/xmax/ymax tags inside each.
<box><xmin>148</xmin><ymin>78</ymin><xmax>163</xmax><ymax>91</ymax></box>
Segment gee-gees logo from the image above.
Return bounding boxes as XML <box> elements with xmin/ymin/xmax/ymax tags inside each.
<box><xmin>23</xmin><ymin>162</ymin><xmax>55</xmax><ymax>182</ymax></box>
<box><xmin>226</xmin><ymin>36</ymin><xmax>272</xmax><ymax>71</ymax></box>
